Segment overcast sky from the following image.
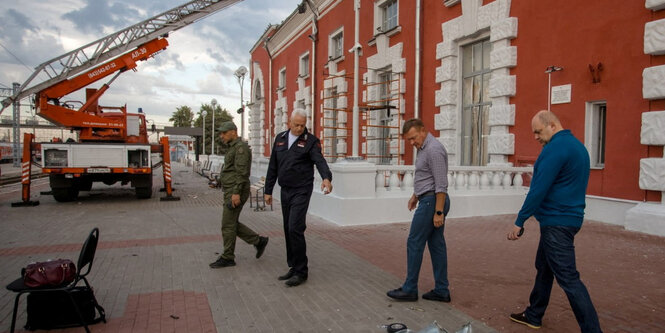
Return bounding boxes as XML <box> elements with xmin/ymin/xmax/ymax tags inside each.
<box><xmin>0</xmin><ymin>0</ymin><xmax>300</xmax><ymax>128</ymax></box>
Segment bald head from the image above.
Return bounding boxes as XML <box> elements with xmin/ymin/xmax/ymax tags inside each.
<box><xmin>531</xmin><ymin>110</ymin><xmax>563</xmax><ymax>146</ymax></box>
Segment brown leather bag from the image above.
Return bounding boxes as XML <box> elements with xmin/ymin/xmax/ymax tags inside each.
<box><xmin>23</xmin><ymin>259</ymin><xmax>76</xmax><ymax>288</ymax></box>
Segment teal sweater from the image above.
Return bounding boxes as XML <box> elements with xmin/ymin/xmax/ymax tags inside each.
<box><xmin>515</xmin><ymin>130</ymin><xmax>590</xmax><ymax>228</ymax></box>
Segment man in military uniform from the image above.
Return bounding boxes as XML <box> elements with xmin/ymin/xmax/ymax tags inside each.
<box><xmin>210</xmin><ymin>121</ymin><xmax>269</xmax><ymax>268</ymax></box>
<box><xmin>264</xmin><ymin>109</ymin><xmax>333</xmax><ymax>287</ymax></box>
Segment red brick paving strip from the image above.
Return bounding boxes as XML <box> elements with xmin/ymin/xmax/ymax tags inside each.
<box><xmin>11</xmin><ymin>290</ymin><xmax>216</xmax><ymax>333</ymax></box>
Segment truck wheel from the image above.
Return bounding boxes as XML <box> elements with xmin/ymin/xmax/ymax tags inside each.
<box><xmin>52</xmin><ymin>187</ymin><xmax>79</xmax><ymax>202</ymax></box>
<box><xmin>135</xmin><ymin>175</ymin><xmax>153</xmax><ymax>199</ymax></box>
<box><xmin>135</xmin><ymin>186</ymin><xmax>152</xmax><ymax>199</ymax></box>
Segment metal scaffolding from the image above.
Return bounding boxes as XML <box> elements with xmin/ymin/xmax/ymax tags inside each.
<box><xmin>361</xmin><ymin>71</ymin><xmax>402</xmax><ymax>165</ymax></box>
<box><xmin>320</xmin><ymin>71</ymin><xmax>402</xmax><ymax>165</ymax></box>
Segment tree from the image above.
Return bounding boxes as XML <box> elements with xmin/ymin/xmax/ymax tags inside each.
<box><xmin>169</xmin><ymin>106</ymin><xmax>194</xmax><ymax>127</ymax></box>
<box><xmin>194</xmin><ymin>99</ymin><xmax>234</xmax><ymax>155</ymax></box>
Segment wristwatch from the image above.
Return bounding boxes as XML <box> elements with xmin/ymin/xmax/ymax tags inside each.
<box><xmin>436</xmin><ymin>210</ymin><xmax>443</xmax><ymax>216</ymax></box>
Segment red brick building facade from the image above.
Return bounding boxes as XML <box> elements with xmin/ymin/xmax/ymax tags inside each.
<box><xmin>248</xmin><ymin>0</ymin><xmax>665</xmax><ymax>223</ymax></box>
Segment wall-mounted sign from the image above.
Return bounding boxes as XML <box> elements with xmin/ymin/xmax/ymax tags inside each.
<box><xmin>551</xmin><ymin>84</ymin><xmax>572</xmax><ymax>104</ymax></box>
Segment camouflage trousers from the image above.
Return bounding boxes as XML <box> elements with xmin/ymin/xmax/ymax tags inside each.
<box><xmin>220</xmin><ymin>185</ymin><xmax>259</xmax><ymax>260</ymax></box>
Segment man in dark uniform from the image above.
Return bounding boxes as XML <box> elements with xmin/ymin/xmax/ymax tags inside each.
<box><xmin>209</xmin><ymin>121</ymin><xmax>269</xmax><ymax>268</ymax></box>
<box><xmin>264</xmin><ymin>109</ymin><xmax>333</xmax><ymax>287</ymax></box>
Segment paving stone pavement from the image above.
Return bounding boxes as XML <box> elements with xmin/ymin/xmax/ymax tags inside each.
<box><xmin>0</xmin><ymin>161</ymin><xmax>663</xmax><ymax>333</ymax></box>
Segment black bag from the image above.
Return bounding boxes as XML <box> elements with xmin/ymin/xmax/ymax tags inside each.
<box><xmin>25</xmin><ymin>286</ymin><xmax>105</xmax><ymax>330</ymax></box>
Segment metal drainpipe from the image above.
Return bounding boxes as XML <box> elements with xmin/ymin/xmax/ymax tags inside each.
<box><xmin>263</xmin><ymin>39</ymin><xmax>273</xmax><ymax>151</ymax></box>
<box><xmin>311</xmin><ymin>33</ymin><xmax>317</xmax><ymax>135</ymax></box>
<box><xmin>308</xmin><ymin>1</ymin><xmax>319</xmax><ymax>135</ymax></box>
<box><xmin>351</xmin><ymin>0</ymin><xmax>361</xmax><ymax>158</ymax></box>
<box><xmin>414</xmin><ymin>0</ymin><xmax>421</xmax><ymax>120</ymax></box>
<box><xmin>414</xmin><ymin>0</ymin><xmax>422</xmax><ymax>165</ymax></box>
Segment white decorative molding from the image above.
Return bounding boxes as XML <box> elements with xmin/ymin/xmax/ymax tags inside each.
<box><xmin>438</xmin><ymin>136</ymin><xmax>457</xmax><ymax>155</ymax></box>
<box><xmin>461</xmin><ymin>0</ymin><xmax>483</xmax><ymax>36</ymax></box>
<box><xmin>250</xmin><ymin>62</ymin><xmax>266</xmax><ymax>157</ymax></box>
<box><xmin>642</xmin><ymin>65</ymin><xmax>665</xmax><ymax>99</ymax></box>
<box><xmin>436</xmin><ymin>39</ymin><xmax>458</xmax><ymax>60</ymax></box>
<box><xmin>293</xmin><ymin>77</ymin><xmax>312</xmax><ymax>129</ymax></box>
<box><xmin>488</xmin><ymin>104</ymin><xmax>515</xmax><ymax>126</ymax></box>
<box><xmin>641</xmin><ymin>111</ymin><xmax>665</xmax><ymax>145</ymax></box>
<box><xmin>435</xmin><ymin>0</ymin><xmax>515</xmax><ymax>165</ymax></box>
<box><xmin>321</xmin><ymin>67</ymin><xmax>348</xmax><ymax>162</ymax></box>
<box><xmin>639</xmin><ymin>158</ymin><xmax>665</xmax><ymax>191</ymax></box>
<box><xmin>490</xmin><ymin>17</ymin><xmax>518</xmax><ymax>42</ymax></box>
<box><xmin>436</xmin><ymin>81</ymin><xmax>458</xmax><ymax>106</ymax></box>
<box><xmin>490</xmin><ymin>46</ymin><xmax>517</xmax><ymax>70</ymax></box>
<box><xmin>478</xmin><ymin>0</ymin><xmax>511</xmax><ymax>30</ymax></box>
<box><xmin>646</xmin><ymin>0</ymin><xmax>665</xmax><ymax>11</ymax></box>
<box><xmin>487</xmin><ymin>134</ymin><xmax>515</xmax><ymax>155</ymax></box>
<box><xmin>489</xmin><ymin>75</ymin><xmax>517</xmax><ymax>98</ymax></box>
<box><xmin>644</xmin><ymin>19</ymin><xmax>665</xmax><ymax>55</ymax></box>
<box><xmin>274</xmin><ymin>90</ymin><xmax>288</xmax><ymax>134</ymax></box>
<box><xmin>436</xmin><ymin>58</ymin><xmax>458</xmax><ymax>83</ymax></box>
<box><xmin>434</xmin><ymin>110</ymin><xmax>457</xmax><ymax>130</ymax></box>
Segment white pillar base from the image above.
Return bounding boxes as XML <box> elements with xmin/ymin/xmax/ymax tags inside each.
<box><xmin>625</xmin><ymin>202</ymin><xmax>665</xmax><ymax>237</ymax></box>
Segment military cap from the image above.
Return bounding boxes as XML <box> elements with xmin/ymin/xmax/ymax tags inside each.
<box><xmin>218</xmin><ymin>121</ymin><xmax>237</xmax><ymax>133</ymax></box>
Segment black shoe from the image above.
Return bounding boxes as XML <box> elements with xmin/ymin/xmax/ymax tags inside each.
<box><xmin>209</xmin><ymin>257</ymin><xmax>236</xmax><ymax>268</ymax></box>
<box><xmin>386</xmin><ymin>288</ymin><xmax>418</xmax><ymax>301</ymax></box>
<box><xmin>255</xmin><ymin>236</ymin><xmax>269</xmax><ymax>259</ymax></box>
<box><xmin>422</xmin><ymin>290</ymin><xmax>451</xmax><ymax>302</ymax></box>
<box><xmin>285</xmin><ymin>274</ymin><xmax>307</xmax><ymax>287</ymax></box>
<box><xmin>509</xmin><ymin>311</ymin><xmax>541</xmax><ymax>329</ymax></box>
<box><xmin>278</xmin><ymin>269</ymin><xmax>295</xmax><ymax>281</ymax></box>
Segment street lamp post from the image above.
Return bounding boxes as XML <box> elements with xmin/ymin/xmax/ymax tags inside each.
<box><xmin>201</xmin><ymin>110</ymin><xmax>207</xmax><ymax>157</ymax></box>
<box><xmin>211</xmin><ymin>99</ymin><xmax>217</xmax><ymax>155</ymax></box>
<box><xmin>234</xmin><ymin>66</ymin><xmax>248</xmax><ymax>139</ymax></box>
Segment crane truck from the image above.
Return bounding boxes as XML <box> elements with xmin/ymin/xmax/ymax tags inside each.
<box><xmin>1</xmin><ymin>0</ymin><xmax>243</xmax><ymax>205</ymax></box>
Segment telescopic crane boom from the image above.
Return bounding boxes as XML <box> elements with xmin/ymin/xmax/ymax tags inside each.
<box><xmin>1</xmin><ymin>0</ymin><xmax>243</xmax><ymax>113</ymax></box>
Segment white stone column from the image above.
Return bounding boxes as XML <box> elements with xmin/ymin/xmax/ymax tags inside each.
<box><xmin>625</xmin><ymin>3</ymin><xmax>665</xmax><ymax>236</ymax></box>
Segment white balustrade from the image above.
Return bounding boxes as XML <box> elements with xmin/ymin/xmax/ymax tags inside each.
<box><xmin>374</xmin><ymin>165</ymin><xmax>533</xmax><ymax>195</ymax></box>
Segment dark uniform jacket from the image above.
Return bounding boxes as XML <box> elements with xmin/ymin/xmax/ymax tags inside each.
<box><xmin>264</xmin><ymin>128</ymin><xmax>332</xmax><ymax>195</ymax></box>
<box><xmin>220</xmin><ymin>138</ymin><xmax>251</xmax><ymax>195</ymax></box>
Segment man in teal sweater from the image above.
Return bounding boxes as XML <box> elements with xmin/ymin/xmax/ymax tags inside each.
<box><xmin>507</xmin><ymin>111</ymin><xmax>602</xmax><ymax>332</ymax></box>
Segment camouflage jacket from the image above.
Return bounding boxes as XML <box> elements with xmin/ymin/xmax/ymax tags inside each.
<box><xmin>221</xmin><ymin>138</ymin><xmax>251</xmax><ymax>194</ymax></box>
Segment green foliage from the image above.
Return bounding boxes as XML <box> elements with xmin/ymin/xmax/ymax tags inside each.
<box><xmin>169</xmin><ymin>105</ymin><xmax>194</xmax><ymax>127</ymax></box>
<box><xmin>194</xmin><ymin>100</ymin><xmax>235</xmax><ymax>155</ymax></box>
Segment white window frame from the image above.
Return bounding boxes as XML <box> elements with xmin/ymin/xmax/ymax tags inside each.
<box><xmin>329</xmin><ymin>28</ymin><xmax>344</xmax><ymax>61</ymax></box>
<box><xmin>585</xmin><ymin>101</ymin><xmax>607</xmax><ymax>169</ymax></box>
<box><xmin>299</xmin><ymin>52</ymin><xmax>310</xmax><ymax>78</ymax></box>
<box><xmin>374</xmin><ymin>0</ymin><xmax>399</xmax><ymax>33</ymax></box>
<box><xmin>278</xmin><ymin>67</ymin><xmax>286</xmax><ymax>90</ymax></box>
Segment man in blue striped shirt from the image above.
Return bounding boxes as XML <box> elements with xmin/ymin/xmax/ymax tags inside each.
<box><xmin>387</xmin><ymin>118</ymin><xmax>451</xmax><ymax>302</ymax></box>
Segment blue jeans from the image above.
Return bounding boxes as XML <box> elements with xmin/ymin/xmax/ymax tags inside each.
<box><xmin>401</xmin><ymin>194</ymin><xmax>450</xmax><ymax>295</ymax></box>
<box><xmin>525</xmin><ymin>225</ymin><xmax>602</xmax><ymax>333</ymax></box>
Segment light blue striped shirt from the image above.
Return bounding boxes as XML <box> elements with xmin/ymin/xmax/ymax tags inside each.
<box><xmin>413</xmin><ymin>133</ymin><xmax>449</xmax><ymax>196</ymax></box>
